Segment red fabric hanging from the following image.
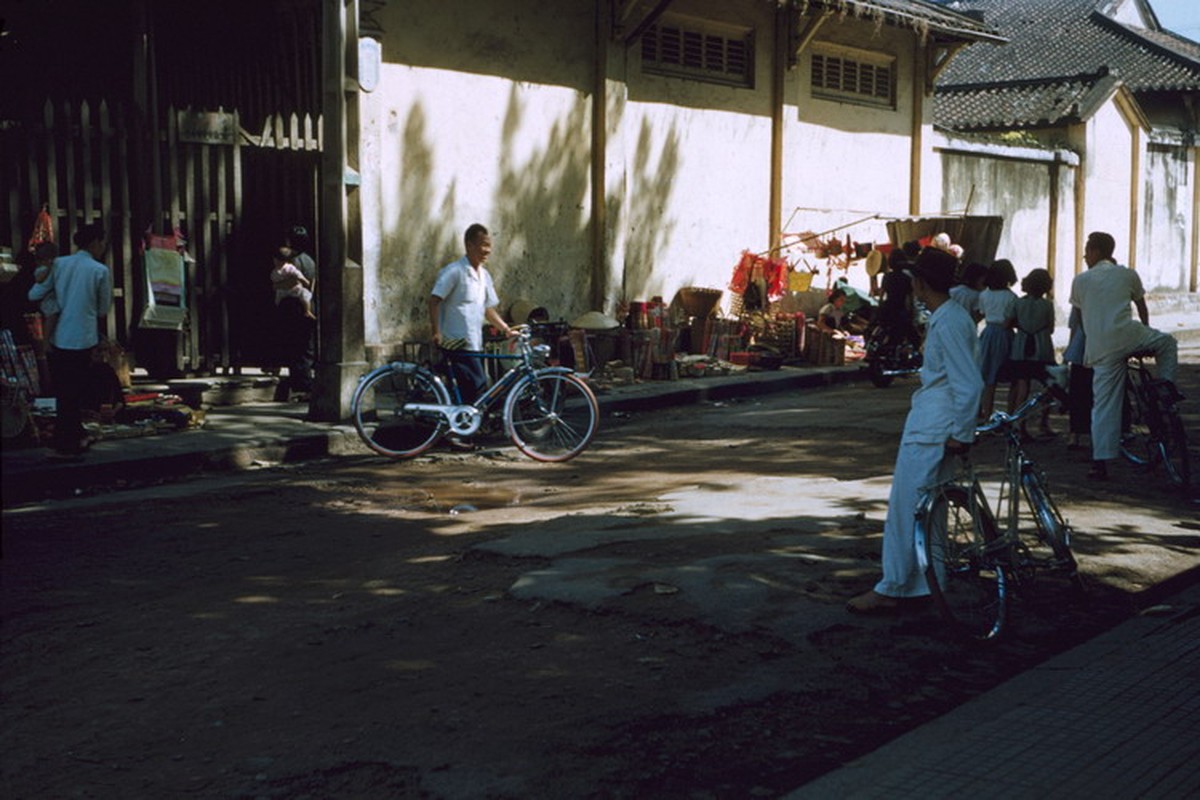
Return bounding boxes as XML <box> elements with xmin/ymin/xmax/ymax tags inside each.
<box><xmin>26</xmin><ymin>206</ymin><xmax>54</xmax><ymax>252</ymax></box>
<box><xmin>729</xmin><ymin>250</ymin><xmax>755</xmax><ymax>294</ymax></box>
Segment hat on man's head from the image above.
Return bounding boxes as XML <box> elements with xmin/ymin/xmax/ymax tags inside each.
<box><xmin>910</xmin><ymin>248</ymin><xmax>957</xmax><ymax>293</ymax></box>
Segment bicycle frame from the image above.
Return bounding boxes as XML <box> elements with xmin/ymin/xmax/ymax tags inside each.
<box><xmin>917</xmin><ymin>372</ymin><xmax>1078</xmax><ymax>639</ymax></box>
<box><xmin>406</xmin><ymin>333</ymin><xmax>569</xmax><ymax>437</ymax></box>
<box><xmin>1121</xmin><ymin>356</ymin><xmax>1189</xmax><ymax>488</ymax></box>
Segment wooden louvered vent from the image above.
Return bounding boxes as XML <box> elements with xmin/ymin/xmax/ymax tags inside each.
<box><xmin>641</xmin><ymin>17</ymin><xmax>754</xmax><ymax>89</ymax></box>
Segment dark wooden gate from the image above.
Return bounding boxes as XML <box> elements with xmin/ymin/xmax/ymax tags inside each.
<box><xmin>1</xmin><ymin>101</ymin><xmax>320</xmax><ymax>375</ymax></box>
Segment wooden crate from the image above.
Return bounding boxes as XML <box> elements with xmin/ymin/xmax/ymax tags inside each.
<box><xmin>804</xmin><ymin>325</ymin><xmax>845</xmax><ymax>366</ymax></box>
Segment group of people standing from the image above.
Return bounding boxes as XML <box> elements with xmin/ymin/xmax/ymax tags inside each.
<box><xmin>849</xmin><ymin>230</ymin><xmax>1181</xmax><ymax>613</ymax></box>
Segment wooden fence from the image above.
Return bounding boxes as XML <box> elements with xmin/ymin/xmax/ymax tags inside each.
<box><xmin>2</xmin><ymin>99</ymin><xmax>136</xmax><ymax>344</ymax></box>
<box><xmin>1</xmin><ymin>99</ymin><xmax>322</xmax><ymax>375</ymax></box>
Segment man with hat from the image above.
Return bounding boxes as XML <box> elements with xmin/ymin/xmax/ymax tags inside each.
<box><xmin>848</xmin><ymin>247</ymin><xmax>983</xmax><ymax>613</ymax></box>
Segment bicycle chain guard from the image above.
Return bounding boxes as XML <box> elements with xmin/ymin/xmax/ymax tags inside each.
<box><xmin>447</xmin><ymin>405</ymin><xmax>484</xmax><ymax>436</ymax></box>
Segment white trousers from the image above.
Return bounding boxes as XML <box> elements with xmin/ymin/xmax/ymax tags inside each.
<box><xmin>1091</xmin><ymin>329</ymin><xmax>1179</xmax><ymax>462</ymax></box>
<box><xmin>875</xmin><ymin>441</ymin><xmax>955</xmax><ymax>598</ymax></box>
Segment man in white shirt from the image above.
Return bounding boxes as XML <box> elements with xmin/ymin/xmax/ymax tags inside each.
<box><xmin>848</xmin><ymin>248</ymin><xmax>983</xmax><ymax>613</ymax></box>
<box><xmin>29</xmin><ymin>222</ymin><xmax>113</xmax><ymax>456</ymax></box>
<box><xmin>428</xmin><ymin>224</ymin><xmax>512</xmax><ymax>405</ymax></box>
<box><xmin>1069</xmin><ymin>231</ymin><xmax>1179</xmax><ymax>480</ymax></box>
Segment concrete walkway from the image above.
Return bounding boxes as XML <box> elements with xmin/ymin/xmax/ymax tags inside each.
<box><xmin>788</xmin><ymin>577</ymin><xmax>1200</xmax><ymax>798</ymax></box>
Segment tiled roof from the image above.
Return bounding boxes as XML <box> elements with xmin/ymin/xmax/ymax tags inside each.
<box><xmin>934</xmin><ymin>70</ymin><xmax>1121</xmax><ymax>130</ymax></box>
<box><xmin>933</xmin><ymin>0</ymin><xmax>1200</xmax><ymax>127</ymax></box>
<box><xmin>804</xmin><ymin>0</ymin><xmax>1006</xmax><ymax>42</ymax></box>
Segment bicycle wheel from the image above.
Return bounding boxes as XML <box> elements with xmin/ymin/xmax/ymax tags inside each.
<box><xmin>920</xmin><ymin>484</ymin><xmax>1007</xmax><ymax>641</ymax></box>
<box><xmin>352</xmin><ymin>365</ymin><xmax>448</xmax><ymax>458</ymax></box>
<box><xmin>504</xmin><ymin>370</ymin><xmax>598</xmax><ymax>462</ymax></box>
<box><xmin>1160</xmin><ymin>410</ymin><xmax>1192</xmax><ymax>488</ymax></box>
<box><xmin>1021</xmin><ymin>469</ymin><xmax>1077</xmax><ymax>573</ymax></box>
<box><xmin>1120</xmin><ymin>375</ymin><xmax>1155</xmax><ymax>467</ymax></box>
<box><xmin>867</xmin><ymin>358</ymin><xmax>894</xmax><ymax>388</ymax></box>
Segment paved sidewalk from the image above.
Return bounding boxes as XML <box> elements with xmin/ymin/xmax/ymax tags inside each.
<box><xmin>0</xmin><ymin>361</ymin><xmax>866</xmax><ymax>506</ymax></box>
<box><xmin>788</xmin><ymin>576</ymin><xmax>1200</xmax><ymax>799</ymax></box>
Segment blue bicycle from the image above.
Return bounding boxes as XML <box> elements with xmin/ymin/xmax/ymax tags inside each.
<box><xmin>351</xmin><ymin>325</ymin><xmax>599</xmax><ymax>462</ymax></box>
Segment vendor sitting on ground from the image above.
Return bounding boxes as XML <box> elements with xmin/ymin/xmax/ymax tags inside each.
<box><xmin>832</xmin><ymin>277</ymin><xmax>876</xmax><ymax>332</ymax></box>
<box><xmin>817</xmin><ymin>288</ymin><xmax>849</xmax><ymax>337</ymax></box>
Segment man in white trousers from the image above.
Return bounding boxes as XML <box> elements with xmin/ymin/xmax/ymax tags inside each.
<box><xmin>1069</xmin><ymin>231</ymin><xmax>1179</xmax><ymax>481</ymax></box>
<box><xmin>848</xmin><ymin>247</ymin><xmax>984</xmax><ymax>613</ymax></box>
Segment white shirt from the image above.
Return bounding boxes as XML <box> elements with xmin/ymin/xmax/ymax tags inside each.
<box><xmin>978</xmin><ymin>287</ymin><xmax>1016</xmax><ymax>325</ymax></box>
<box><xmin>1069</xmin><ymin>259</ymin><xmax>1146</xmax><ymax>366</ymax></box>
<box><xmin>904</xmin><ymin>300</ymin><xmax>983</xmax><ymax>445</ymax></box>
<box><xmin>430</xmin><ymin>255</ymin><xmax>499</xmax><ymax>351</ymax></box>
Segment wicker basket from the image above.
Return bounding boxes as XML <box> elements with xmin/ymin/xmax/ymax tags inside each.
<box><xmin>674</xmin><ymin>287</ymin><xmax>723</xmax><ymax>319</ymax></box>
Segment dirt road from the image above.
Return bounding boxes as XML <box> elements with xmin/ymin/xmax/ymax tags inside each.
<box><xmin>3</xmin><ymin>360</ymin><xmax>1196</xmax><ymax>798</ymax></box>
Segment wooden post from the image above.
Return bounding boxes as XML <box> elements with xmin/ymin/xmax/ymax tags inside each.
<box><xmin>312</xmin><ymin>0</ymin><xmax>367</xmax><ymax>421</ymax></box>
<box><xmin>769</xmin><ymin>3</ymin><xmax>786</xmax><ymax>254</ymax></box>
<box><xmin>1047</xmin><ymin>158</ymin><xmax>1060</xmax><ymax>286</ymax></box>
<box><xmin>1192</xmin><ymin>142</ymin><xmax>1199</xmax><ymax>293</ymax></box>
<box><xmin>590</xmin><ymin>0</ymin><xmax>609</xmax><ymax>311</ymax></box>
<box><xmin>1128</xmin><ymin>123</ymin><xmax>1140</xmax><ymax>269</ymax></box>
<box><xmin>909</xmin><ymin>39</ymin><xmax>925</xmax><ymax>217</ymax></box>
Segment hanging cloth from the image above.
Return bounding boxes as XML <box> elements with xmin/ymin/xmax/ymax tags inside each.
<box><xmin>26</xmin><ymin>206</ymin><xmax>54</xmax><ymax>252</ymax></box>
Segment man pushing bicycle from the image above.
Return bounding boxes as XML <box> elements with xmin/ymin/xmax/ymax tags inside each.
<box><xmin>428</xmin><ymin>223</ymin><xmax>515</xmax><ymax>449</ymax></box>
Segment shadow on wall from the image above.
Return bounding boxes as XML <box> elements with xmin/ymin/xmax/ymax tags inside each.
<box><xmin>378</xmin><ymin>102</ymin><xmax>459</xmax><ymax>346</ymax></box>
<box><xmin>622</xmin><ymin>118</ymin><xmax>680</xmax><ymax>303</ymax></box>
<box><xmin>379</xmin><ymin>86</ymin><xmax>684</xmax><ymax>341</ymax></box>
<box><xmin>493</xmin><ymin>84</ymin><xmax>591</xmax><ymax>319</ymax></box>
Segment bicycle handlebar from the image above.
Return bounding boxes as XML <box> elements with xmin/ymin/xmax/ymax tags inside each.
<box><xmin>975</xmin><ymin>364</ymin><xmax>1069</xmax><ymax>437</ymax></box>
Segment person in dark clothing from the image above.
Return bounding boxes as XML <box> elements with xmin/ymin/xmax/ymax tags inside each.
<box><xmin>877</xmin><ymin>250</ymin><xmax>919</xmax><ymax>348</ymax></box>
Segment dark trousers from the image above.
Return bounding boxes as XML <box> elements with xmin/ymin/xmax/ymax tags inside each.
<box><xmin>275</xmin><ymin>298</ymin><xmax>315</xmax><ymax>397</ymax></box>
<box><xmin>48</xmin><ymin>346</ymin><xmax>94</xmax><ymax>451</ymax></box>
<box><xmin>445</xmin><ymin>351</ymin><xmax>487</xmax><ymax>403</ymax></box>
<box><xmin>1069</xmin><ymin>363</ymin><xmax>1094</xmax><ymax>435</ymax></box>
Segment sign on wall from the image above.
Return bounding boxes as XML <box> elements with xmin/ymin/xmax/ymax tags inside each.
<box><xmin>177</xmin><ymin>110</ymin><xmax>237</xmax><ymax>145</ymax></box>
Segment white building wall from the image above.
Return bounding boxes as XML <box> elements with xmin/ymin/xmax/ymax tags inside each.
<box><xmin>358</xmin><ymin>0</ymin><xmax>976</xmax><ymax>349</ymax></box>
<box><xmin>1140</xmin><ymin>143</ymin><xmax>1195</xmax><ymax>292</ymax></box>
<box><xmin>784</xmin><ymin>20</ymin><xmax>918</xmax><ymax>254</ymax></box>
<box><xmin>366</xmin><ymin>0</ymin><xmax>595</xmax><ymax>347</ymax></box>
<box><xmin>613</xmin><ymin>0</ymin><xmax>776</xmax><ymax>311</ymax></box>
<box><xmin>1082</xmin><ymin>100</ymin><xmax>1137</xmax><ymax>265</ymax></box>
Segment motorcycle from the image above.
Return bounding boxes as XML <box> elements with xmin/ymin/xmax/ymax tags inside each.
<box><xmin>863</xmin><ymin>323</ymin><xmax>922</xmax><ymax>388</ymax></box>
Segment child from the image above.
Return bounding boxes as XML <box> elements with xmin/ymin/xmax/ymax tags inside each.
<box><xmin>270</xmin><ymin>247</ymin><xmax>315</xmax><ymax>319</ymax></box>
<box><xmin>977</xmin><ymin>259</ymin><xmax>1018</xmax><ymax>421</ymax></box>
<box><xmin>32</xmin><ymin>241</ymin><xmax>61</xmax><ymax>345</ymax></box>
<box><xmin>949</xmin><ymin>261</ymin><xmax>987</xmax><ymax>324</ymax></box>
<box><xmin>1007</xmin><ymin>268</ymin><xmax>1056</xmax><ymax>439</ymax></box>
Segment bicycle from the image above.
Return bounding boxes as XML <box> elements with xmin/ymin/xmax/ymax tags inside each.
<box><xmin>1121</xmin><ymin>354</ymin><xmax>1190</xmax><ymax>489</ymax></box>
<box><xmin>915</xmin><ymin>369</ymin><xmax>1079</xmax><ymax>640</ymax></box>
<box><xmin>351</xmin><ymin>324</ymin><xmax>599</xmax><ymax>462</ymax></box>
